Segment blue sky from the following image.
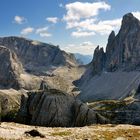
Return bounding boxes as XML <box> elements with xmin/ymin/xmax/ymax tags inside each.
<box><xmin>0</xmin><ymin>0</ymin><xmax>140</xmax><ymax>55</ymax></box>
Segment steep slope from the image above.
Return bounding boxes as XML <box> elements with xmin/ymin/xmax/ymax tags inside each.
<box><xmin>77</xmin><ymin>13</ymin><xmax>140</xmax><ymax>102</ymax></box>
<box><xmin>0</xmin><ymin>45</ymin><xmax>42</xmax><ymax>90</ymax></box>
<box><xmin>0</xmin><ymin>46</ymin><xmax>23</xmax><ymax>89</ymax></box>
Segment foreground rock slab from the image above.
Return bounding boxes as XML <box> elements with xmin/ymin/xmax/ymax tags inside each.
<box><xmin>0</xmin><ymin>122</ymin><xmax>140</xmax><ymax>140</ymax></box>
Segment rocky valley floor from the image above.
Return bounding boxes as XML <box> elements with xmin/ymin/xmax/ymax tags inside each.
<box><xmin>0</xmin><ymin>122</ymin><xmax>140</xmax><ymax>140</ymax></box>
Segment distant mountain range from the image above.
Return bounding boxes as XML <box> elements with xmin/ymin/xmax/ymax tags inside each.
<box><xmin>74</xmin><ymin>53</ymin><xmax>93</xmax><ymax>65</ymax></box>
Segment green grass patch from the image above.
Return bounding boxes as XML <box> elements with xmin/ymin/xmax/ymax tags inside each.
<box><xmin>87</xmin><ymin>95</ymin><xmax>135</xmax><ymax>111</ymax></box>
<box><xmin>51</xmin><ymin>131</ymin><xmax>72</xmax><ymax>136</ymax></box>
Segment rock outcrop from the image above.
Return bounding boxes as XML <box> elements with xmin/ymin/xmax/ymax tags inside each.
<box><xmin>18</xmin><ymin>88</ymin><xmax>107</xmax><ymax>127</ymax></box>
<box><xmin>76</xmin><ymin>13</ymin><xmax>140</xmax><ymax>102</ymax></box>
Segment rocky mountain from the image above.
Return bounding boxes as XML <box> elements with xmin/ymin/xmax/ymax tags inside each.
<box><xmin>77</xmin><ymin>13</ymin><xmax>140</xmax><ymax>102</ymax></box>
<box><xmin>0</xmin><ymin>37</ymin><xmax>78</xmax><ymax>74</ymax></box>
<box><xmin>0</xmin><ymin>37</ymin><xmax>86</xmax><ymax>93</ymax></box>
<box><xmin>105</xmin><ymin>13</ymin><xmax>140</xmax><ymax>71</ymax></box>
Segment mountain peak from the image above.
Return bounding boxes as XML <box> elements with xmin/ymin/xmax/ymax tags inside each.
<box><xmin>107</xmin><ymin>31</ymin><xmax>115</xmax><ymax>47</ymax></box>
<box><xmin>121</xmin><ymin>13</ymin><xmax>140</xmax><ymax>29</ymax></box>
<box><xmin>123</xmin><ymin>13</ymin><xmax>134</xmax><ymax>19</ymax></box>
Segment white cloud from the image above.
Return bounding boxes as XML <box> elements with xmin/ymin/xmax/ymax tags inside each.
<box><xmin>67</xmin><ymin>18</ymin><xmax>121</xmax><ymax>37</ymax></box>
<box><xmin>36</xmin><ymin>26</ymin><xmax>52</xmax><ymax>37</ymax></box>
<box><xmin>72</xmin><ymin>30</ymin><xmax>95</xmax><ymax>37</ymax></box>
<box><xmin>14</xmin><ymin>16</ymin><xmax>27</xmax><ymax>24</ymax></box>
<box><xmin>21</xmin><ymin>27</ymin><xmax>34</xmax><ymax>35</ymax></box>
<box><xmin>133</xmin><ymin>11</ymin><xmax>140</xmax><ymax>21</ymax></box>
<box><xmin>61</xmin><ymin>41</ymin><xmax>96</xmax><ymax>55</ymax></box>
<box><xmin>63</xmin><ymin>1</ymin><xmax>111</xmax><ymax>21</ymax></box>
<box><xmin>87</xmin><ymin>18</ymin><xmax>121</xmax><ymax>35</ymax></box>
<box><xmin>67</xmin><ymin>18</ymin><xmax>121</xmax><ymax>36</ymax></box>
<box><xmin>80</xmin><ymin>41</ymin><xmax>93</xmax><ymax>46</ymax></box>
<box><xmin>66</xmin><ymin>18</ymin><xmax>97</xmax><ymax>29</ymax></box>
<box><xmin>39</xmin><ymin>33</ymin><xmax>52</xmax><ymax>37</ymax></box>
<box><xmin>62</xmin><ymin>1</ymin><xmax>121</xmax><ymax>37</ymax></box>
<box><xmin>46</xmin><ymin>17</ymin><xmax>58</xmax><ymax>23</ymax></box>
<box><xmin>36</xmin><ymin>27</ymin><xmax>49</xmax><ymax>34</ymax></box>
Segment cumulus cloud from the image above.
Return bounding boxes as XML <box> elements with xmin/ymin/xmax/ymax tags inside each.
<box><xmin>67</xmin><ymin>18</ymin><xmax>121</xmax><ymax>36</ymax></box>
<box><xmin>84</xmin><ymin>18</ymin><xmax>121</xmax><ymax>35</ymax></box>
<box><xmin>36</xmin><ymin>26</ymin><xmax>52</xmax><ymax>37</ymax></box>
<box><xmin>63</xmin><ymin>1</ymin><xmax>123</xmax><ymax>37</ymax></box>
<box><xmin>46</xmin><ymin>17</ymin><xmax>58</xmax><ymax>23</ymax></box>
<box><xmin>14</xmin><ymin>16</ymin><xmax>27</xmax><ymax>24</ymax></box>
<box><xmin>63</xmin><ymin>1</ymin><xmax>111</xmax><ymax>21</ymax></box>
<box><xmin>133</xmin><ymin>11</ymin><xmax>140</xmax><ymax>20</ymax></box>
<box><xmin>61</xmin><ymin>41</ymin><xmax>96</xmax><ymax>55</ymax></box>
<box><xmin>21</xmin><ymin>27</ymin><xmax>34</xmax><ymax>35</ymax></box>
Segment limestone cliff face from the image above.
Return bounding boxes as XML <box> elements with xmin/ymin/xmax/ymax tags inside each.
<box><xmin>0</xmin><ymin>37</ymin><xmax>78</xmax><ymax>74</ymax></box>
<box><xmin>0</xmin><ymin>46</ymin><xmax>23</xmax><ymax>89</ymax></box>
<box><xmin>105</xmin><ymin>13</ymin><xmax>140</xmax><ymax>71</ymax></box>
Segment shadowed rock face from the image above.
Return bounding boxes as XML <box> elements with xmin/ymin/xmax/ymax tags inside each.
<box><xmin>18</xmin><ymin>88</ymin><xmax>107</xmax><ymax>127</ymax></box>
